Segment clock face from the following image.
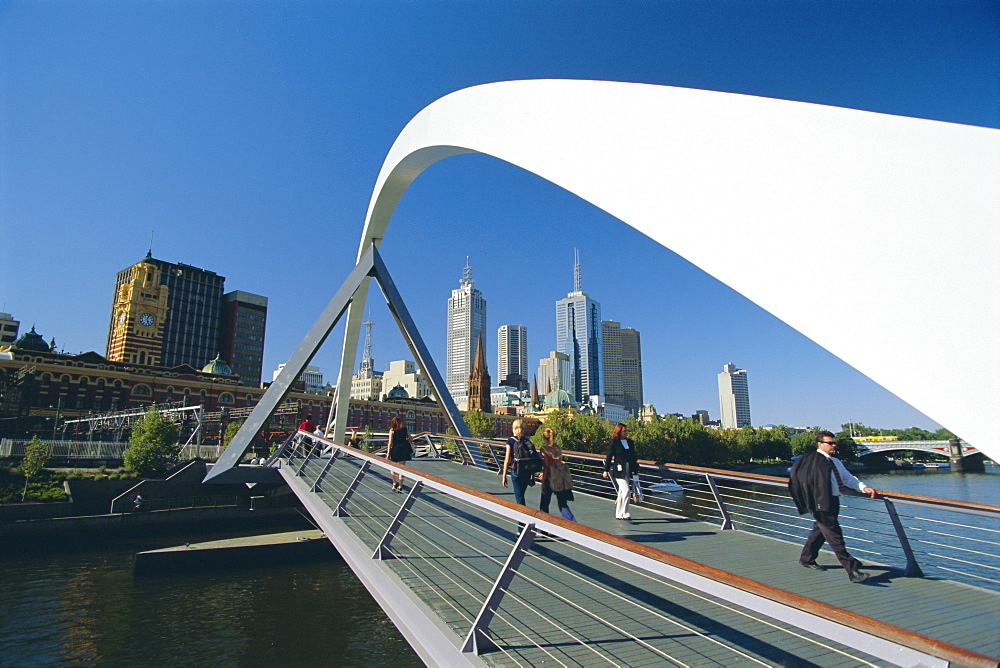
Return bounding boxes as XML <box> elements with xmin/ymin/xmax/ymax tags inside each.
<box><xmin>139</xmin><ymin>312</ymin><xmax>155</xmax><ymax>327</ymax></box>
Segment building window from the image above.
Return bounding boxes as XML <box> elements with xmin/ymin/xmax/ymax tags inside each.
<box><xmin>219</xmin><ymin>393</ymin><xmax>234</xmax><ymax>403</ymax></box>
<box><xmin>166</xmin><ymin>387</ymin><xmax>174</xmax><ymax>402</ymax></box>
<box><xmin>133</xmin><ymin>385</ymin><xmax>151</xmax><ymax>396</ymax></box>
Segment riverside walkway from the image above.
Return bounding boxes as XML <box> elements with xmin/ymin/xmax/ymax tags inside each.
<box><xmin>266</xmin><ymin>432</ymin><xmax>1000</xmax><ymax>667</ymax></box>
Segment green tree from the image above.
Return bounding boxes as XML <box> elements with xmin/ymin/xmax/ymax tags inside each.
<box><xmin>463</xmin><ymin>410</ymin><xmax>495</xmax><ymax>439</ymax></box>
<box><xmin>790</xmin><ymin>430</ymin><xmax>819</xmax><ymax>456</ymax></box>
<box><xmin>222</xmin><ymin>421</ymin><xmax>242</xmax><ymax>448</ymax></box>
<box><xmin>20</xmin><ymin>435</ymin><xmax>50</xmax><ymax>502</ymax></box>
<box><xmin>124</xmin><ymin>407</ymin><xmax>181</xmax><ymax>477</ymax></box>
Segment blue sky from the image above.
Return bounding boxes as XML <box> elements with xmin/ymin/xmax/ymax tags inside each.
<box><xmin>2</xmin><ymin>1</ymin><xmax>997</xmax><ymax>433</ymax></box>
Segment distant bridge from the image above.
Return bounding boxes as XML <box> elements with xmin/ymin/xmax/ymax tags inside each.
<box><xmin>855</xmin><ymin>441</ymin><xmax>980</xmax><ymax>458</ymax></box>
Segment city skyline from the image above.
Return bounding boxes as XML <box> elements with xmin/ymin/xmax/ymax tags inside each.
<box><xmin>4</xmin><ymin>2</ymin><xmax>995</xmax><ymax>434</ymax></box>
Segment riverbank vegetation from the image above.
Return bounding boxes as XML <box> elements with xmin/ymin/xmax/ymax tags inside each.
<box><xmin>525</xmin><ymin>411</ymin><xmax>954</xmax><ymax>468</ymax></box>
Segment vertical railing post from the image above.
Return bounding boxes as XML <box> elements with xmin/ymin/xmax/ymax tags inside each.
<box><xmin>334</xmin><ymin>461</ymin><xmax>370</xmax><ymax>517</ymax></box>
<box><xmin>462</xmin><ymin>523</ymin><xmax>536</xmax><ymax>655</ymax></box>
<box><xmin>311</xmin><ymin>449</ymin><xmax>340</xmax><ymax>492</ymax></box>
<box><xmin>882</xmin><ymin>498</ymin><xmax>924</xmax><ymax>577</ymax></box>
<box><xmin>372</xmin><ymin>481</ymin><xmax>423</xmax><ymax>560</ymax></box>
<box><xmin>705</xmin><ymin>473</ymin><xmax>734</xmax><ymax>530</ymax></box>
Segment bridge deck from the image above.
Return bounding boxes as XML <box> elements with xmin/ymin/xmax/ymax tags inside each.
<box><xmin>296</xmin><ymin>454</ymin><xmax>1000</xmax><ymax>666</ymax></box>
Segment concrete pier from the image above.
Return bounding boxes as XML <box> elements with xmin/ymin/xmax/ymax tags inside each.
<box><xmin>134</xmin><ymin>529</ymin><xmax>334</xmax><ymax>575</ymax></box>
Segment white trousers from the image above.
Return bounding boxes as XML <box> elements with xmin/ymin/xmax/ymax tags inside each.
<box><xmin>613</xmin><ymin>477</ymin><xmax>631</xmax><ymax>518</ymax></box>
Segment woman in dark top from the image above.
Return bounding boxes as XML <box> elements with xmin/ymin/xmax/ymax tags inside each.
<box><xmin>387</xmin><ymin>416</ymin><xmax>414</xmax><ymax>493</ymax></box>
<box><xmin>603</xmin><ymin>423</ymin><xmax>639</xmax><ymax>520</ymax></box>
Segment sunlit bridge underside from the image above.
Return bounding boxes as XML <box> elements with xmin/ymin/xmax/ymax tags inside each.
<box><xmin>330</xmin><ymin>79</ymin><xmax>999</xmax><ymax>463</ymax></box>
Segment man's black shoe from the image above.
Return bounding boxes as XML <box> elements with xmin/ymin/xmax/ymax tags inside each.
<box><xmin>799</xmin><ymin>561</ymin><xmax>823</xmax><ymax>570</ymax></box>
<box><xmin>848</xmin><ymin>570</ymin><xmax>870</xmax><ymax>583</ymax></box>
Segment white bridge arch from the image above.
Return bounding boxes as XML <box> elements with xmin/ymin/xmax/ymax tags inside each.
<box><xmin>330</xmin><ymin>79</ymin><xmax>999</xmax><ymax>464</ymax></box>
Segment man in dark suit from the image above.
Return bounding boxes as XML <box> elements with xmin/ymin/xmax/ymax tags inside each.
<box><xmin>789</xmin><ymin>431</ymin><xmax>878</xmax><ymax>582</ymax></box>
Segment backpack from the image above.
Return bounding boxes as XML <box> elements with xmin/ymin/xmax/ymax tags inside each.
<box><xmin>512</xmin><ymin>437</ymin><xmax>543</xmax><ymax>475</ymax></box>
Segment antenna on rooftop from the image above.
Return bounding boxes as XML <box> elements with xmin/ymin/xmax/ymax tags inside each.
<box><xmin>573</xmin><ymin>248</ymin><xmax>582</xmax><ymax>293</ymax></box>
<box><xmin>461</xmin><ymin>256</ymin><xmax>474</xmax><ymax>287</ymax></box>
<box><xmin>148</xmin><ymin>230</ymin><xmax>154</xmax><ymax>257</ymax></box>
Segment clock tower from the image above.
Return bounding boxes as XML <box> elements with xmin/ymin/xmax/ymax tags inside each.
<box><xmin>106</xmin><ymin>255</ymin><xmax>168</xmax><ymax>366</ymax></box>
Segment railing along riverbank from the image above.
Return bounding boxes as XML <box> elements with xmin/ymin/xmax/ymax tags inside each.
<box><xmin>430</xmin><ymin>433</ymin><xmax>1000</xmax><ymax>593</ymax></box>
<box><xmin>269</xmin><ymin>430</ymin><xmax>999</xmax><ymax>667</ymax></box>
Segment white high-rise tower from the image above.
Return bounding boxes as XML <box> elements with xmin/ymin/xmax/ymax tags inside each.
<box><xmin>445</xmin><ymin>257</ymin><xmax>487</xmax><ymax>409</ymax></box>
<box><xmin>718</xmin><ymin>362</ymin><xmax>751</xmax><ymax>428</ymax></box>
<box><xmin>497</xmin><ymin>324</ymin><xmax>528</xmax><ymax>390</ymax></box>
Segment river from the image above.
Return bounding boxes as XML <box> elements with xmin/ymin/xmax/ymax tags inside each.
<box><xmin>0</xmin><ymin>468</ymin><xmax>995</xmax><ymax>666</ymax></box>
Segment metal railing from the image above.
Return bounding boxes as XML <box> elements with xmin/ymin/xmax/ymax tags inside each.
<box><xmin>270</xmin><ymin>430</ymin><xmax>997</xmax><ymax>668</ymax></box>
<box><xmin>453</xmin><ymin>435</ymin><xmax>1000</xmax><ymax>592</ymax></box>
<box><xmin>0</xmin><ymin>438</ymin><xmax>129</xmax><ymax>459</ymax></box>
<box><xmin>0</xmin><ymin>439</ymin><xmax>225</xmax><ymax>462</ymax></box>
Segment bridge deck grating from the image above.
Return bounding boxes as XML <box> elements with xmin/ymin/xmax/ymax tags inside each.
<box><xmin>289</xmin><ymin>454</ymin><xmax>999</xmax><ymax>665</ymax></box>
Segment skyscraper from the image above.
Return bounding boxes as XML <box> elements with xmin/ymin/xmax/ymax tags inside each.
<box><xmin>219</xmin><ymin>290</ymin><xmax>268</xmax><ymax>387</ymax></box>
<box><xmin>620</xmin><ymin>327</ymin><xmax>643</xmax><ymax>416</ymax></box>
<box><xmin>718</xmin><ymin>362</ymin><xmax>751</xmax><ymax>428</ymax></box>
<box><xmin>555</xmin><ymin>250</ymin><xmax>602</xmax><ymax>402</ymax></box>
<box><xmin>602</xmin><ymin>320</ymin><xmax>644</xmax><ymax>417</ymax></box>
<box><xmin>601</xmin><ymin>321</ymin><xmax>624</xmax><ymax>407</ymax></box>
<box><xmin>497</xmin><ymin>324</ymin><xmax>528</xmax><ymax>390</ymax></box>
<box><xmin>445</xmin><ymin>257</ymin><xmax>486</xmax><ymax>409</ymax></box>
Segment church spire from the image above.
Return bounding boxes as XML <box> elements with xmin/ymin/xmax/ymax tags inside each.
<box><xmin>466</xmin><ymin>332</ymin><xmax>492</xmax><ymax>413</ymax></box>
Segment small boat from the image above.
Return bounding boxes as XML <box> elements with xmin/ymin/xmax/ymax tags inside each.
<box><xmin>648</xmin><ymin>479</ymin><xmax>684</xmax><ymax>493</ymax></box>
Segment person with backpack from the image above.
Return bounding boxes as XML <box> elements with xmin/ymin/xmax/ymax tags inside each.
<box><xmin>500</xmin><ymin>419</ymin><xmax>541</xmax><ymax>506</ymax></box>
<box><xmin>538</xmin><ymin>426</ymin><xmax>576</xmax><ymax>522</ymax></box>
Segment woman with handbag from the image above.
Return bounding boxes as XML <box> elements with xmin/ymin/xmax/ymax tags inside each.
<box><xmin>603</xmin><ymin>423</ymin><xmax>639</xmax><ymax>521</ymax></box>
<box><xmin>387</xmin><ymin>416</ymin><xmax>415</xmax><ymax>493</ymax></box>
<box><xmin>501</xmin><ymin>419</ymin><xmax>540</xmax><ymax>506</ymax></box>
<box><xmin>538</xmin><ymin>427</ymin><xmax>576</xmax><ymax>522</ymax></box>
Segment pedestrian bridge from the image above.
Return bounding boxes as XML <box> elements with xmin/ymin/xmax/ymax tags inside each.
<box><xmin>232</xmin><ymin>430</ymin><xmax>1000</xmax><ymax>667</ymax></box>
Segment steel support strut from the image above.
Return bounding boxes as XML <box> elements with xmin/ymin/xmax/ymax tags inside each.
<box><xmin>705</xmin><ymin>473</ymin><xmax>734</xmax><ymax>530</ymax></box>
<box><xmin>311</xmin><ymin>449</ymin><xmax>340</xmax><ymax>492</ymax></box>
<box><xmin>462</xmin><ymin>523</ymin><xmax>536</xmax><ymax>654</ymax></box>
<box><xmin>334</xmin><ymin>461</ymin><xmax>370</xmax><ymax>517</ymax></box>
<box><xmin>373</xmin><ymin>481</ymin><xmax>423</xmax><ymax>560</ymax></box>
<box><xmin>882</xmin><ymin>498</ymin><xmax>924</xmax><ymax>577</ymax></box>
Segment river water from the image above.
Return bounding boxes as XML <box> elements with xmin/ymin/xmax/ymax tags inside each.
<box><xmin>0</xmin><ymin>526</ymin><xmax>420</xmax><ymax>667</ymax></box>
<box><xmin>1</xmin><ymin>468</ymin><xmax>995</xmax><ymax>666</ymax></box>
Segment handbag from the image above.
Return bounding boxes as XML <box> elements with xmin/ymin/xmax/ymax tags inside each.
<box><xmin>541</xmin><ymin>445</ymin><xmax>573</xmax><ymax>492</ymax></box>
